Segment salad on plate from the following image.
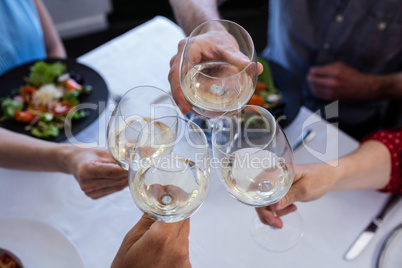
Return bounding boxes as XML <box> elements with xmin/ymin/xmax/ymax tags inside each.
<box><xmin>248</xmin><ymin>57</ymin><xmax>282</xmax><ymax>110</ymax></box>
<box><xmin>0</xmin><ymin>61</ymin><xmax>92</xmax><ymax>139</ymax></box>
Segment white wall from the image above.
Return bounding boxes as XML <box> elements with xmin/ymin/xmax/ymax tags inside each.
<box><xmin>43</xmin><ymin>0</ymin><xmax>112</xmax><ymax>39</ymax></box>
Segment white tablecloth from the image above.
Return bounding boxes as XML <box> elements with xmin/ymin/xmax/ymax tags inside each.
<box><xmin>1</xmin><ymin>16</ymin><xmax>401</xmax><ymax>268</ymax></box>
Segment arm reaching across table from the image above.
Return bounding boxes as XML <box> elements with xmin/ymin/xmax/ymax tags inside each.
<box><xmin>257</xmin><ymin>127</ymin><xmax>402</xmax><ymax>228</ymax></box>
<box><xmin>0</xmin><ymin>127</ymin><xmax>128</xmax><ymax>199</ymax></box>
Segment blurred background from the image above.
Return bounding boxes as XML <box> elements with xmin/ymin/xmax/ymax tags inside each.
<box><xmin>43</xmin><ymin>0</ymin><xmax>268</xmax><ymax>58</ymax></box>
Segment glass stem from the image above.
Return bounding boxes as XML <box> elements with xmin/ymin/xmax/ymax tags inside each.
<box><xmin>206</xmin><ymin>118</ymin><xmax>218</xmax><ymax>131</ymax></box>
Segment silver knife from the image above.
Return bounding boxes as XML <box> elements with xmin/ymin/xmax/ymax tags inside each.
<box><xmin>344</xmin><ymin>194</ymin><xmax>402</xmax><ymax>261</ymax></box>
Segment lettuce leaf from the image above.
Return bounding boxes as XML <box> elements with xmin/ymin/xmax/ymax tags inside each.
<box><xmin>28</xmin><ymin>61</ymin><xmax>66</xmax><ymax>87</ymax></box>
<box><xmin>257</xmin><ymin>57</ymin><xmax>277</xmax><ymax>94</ymax></box>
<box><xmin>0</xmin><ymin>97</ymin><xmax>23</xmax><ymax>121</ymax></box>
<box><xmin>62</xmin><ymin>90</ymin><xmax>80</xmax><ymax>106</ymax></box>
<box><xmin>31</xmin><ymin>121</ymin><xmax>59</xmax><ymax>138</ymax></box>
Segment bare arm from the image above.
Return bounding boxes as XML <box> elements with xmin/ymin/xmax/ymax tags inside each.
<box><xmin>33</xmin><ymin>0</ymin><xmax>67</xmax><ymax>58</ymax></box>
<box><xmin>256</xmin><ymin>140</ymin><xmax>392</xmax><ymax>228</ymax></box>
<box><xmin>307</xmin><ymin>62</ymin><xmax>402</xmax><ymax>100</ymax></box>
<box><xmin>0</xmin><ymin>128</ymin><xmax>128</xmax><ymax>199</ymax></box>
<box><xmin>331</xmin><ymin>140</ymin><xmax>391</xmax><ymax>190</ymax></box>
<box><xmin>375</xmin><ymin>72</ymin><xmax>402</xmax><ymax>99</ymax></box>
<box><xmin>288</xmin><ymin>140</ymin><xmax>391</xmax><ymax>205</ymax></box>
<box><xmin>169</xmin><ymin>0</ymin><xmax>220</xmax><ymax>35</ymax></box>
<box><xmin>0</xmin><ymin>127</ymin><xmax>69</xmax><ymax>172</ymax></box>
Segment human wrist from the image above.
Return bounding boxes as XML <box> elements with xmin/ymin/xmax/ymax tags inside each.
<box><xmin>362</xmin><ymin>73</ymin><xmax>385</xmax><ymax>99</ymax></box>
<box><xmin>169</xmin><ymin>0</ymin><xmax>220</xmax><ymax>35</ymax></box>
<box><xmin>371</xmin><ymin>72</ymin><xmax>402</xmax><ymax>99</ymax></box>
<box><xmin>53</xmin><ymin>144</ymin><xmax>77</xmax><ymax>174</ymax></box>
<box><xmin>328</xmin><ymin>159</ymin><xmax>348</xmax><ymax>191</ymax></box>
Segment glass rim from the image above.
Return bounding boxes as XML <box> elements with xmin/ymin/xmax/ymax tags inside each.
<box><xmin>183</xmin><ymin>19</ymin><xmax>257</xmax><ymax>80</ymax></box>
<box><xmin>135</xmin><ymin>116</ymin><xmax>209</xmax><ymax>161</ymax></box>
<box><xmin>114</xmin><ymin>85</ymin><xmax>177</xmax><ymax>131</ymax></box>
<box><xmin>212</xmin><ymin>105</ymin><xmax>278</xmax><ymax>158</ymax></box>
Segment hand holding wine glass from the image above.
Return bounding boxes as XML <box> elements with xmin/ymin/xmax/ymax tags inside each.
<box><xmin>65</xmin><ymin>147</ymin><xmax>128</xmax><ymax>199</ymax></box>
<box><xmin>212</xmin><ymin>105</ymin><xmax>303</xmax><ymax>251</ymax></box>
<box><xmin>112</xmin><ymin>214</ymin><xmax>191</xmax><ymax>268</ymax></box>
<box><xmin>256</xmin><ymin>159</ymin><xmax>347</xmax><ymax>228</ymax></box>
<box><xmin>169</xmin><ymin>19</ymin><xmax>263</xmax><ymax>116</ymax></box>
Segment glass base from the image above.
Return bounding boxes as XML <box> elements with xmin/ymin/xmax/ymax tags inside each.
<box><xmin>250</xmin><ymin>211</ymin><xmax>303</xmax><ymax>252</ymax></box>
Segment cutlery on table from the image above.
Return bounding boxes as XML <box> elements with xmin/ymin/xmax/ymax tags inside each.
<box><xmin>291</xmin><ymin>129</ymin><xmax>316</xmax><ymax>151</ymax></box>
<box><xmin>344</xmin><ymin>194</ymin><xmax>402</xmax><ymax>261</ymax></box>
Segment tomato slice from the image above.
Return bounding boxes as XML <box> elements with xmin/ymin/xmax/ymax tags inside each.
<box><xmin>15</xmin><ymin>110</ymin><xmax>35</xmax><ymax>123</ymax></box>
<box><xmin>255</xmin><ymin>81</ymin><xmax>267</xmax><ymax>91</ymax></box>
<box><xmin>248</xmin><ymin>94</ymin><xmax>264</xmax><ymax>107</ymax></box>
<box><xmin>65</xmin><ymin>78</ymin><xmax>83</xmax><ymax>90</ymax></box>
<box><xmin>20</xmin><ymin>86</ymin><xmax>37</xmax><ymax>100</ymax></box>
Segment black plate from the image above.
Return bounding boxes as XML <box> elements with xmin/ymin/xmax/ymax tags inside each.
<box><xmin>0</xmin><ymin>58</ymin><xmax>109</xmax><ymax>142</ymax></box>
<box><xmin>266</xmin><ymin>60</ymin><xmax>302</xmax><ymax>129</ymax></box>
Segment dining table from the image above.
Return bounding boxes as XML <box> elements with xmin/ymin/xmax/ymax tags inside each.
<box><xmin>1</xmin><ymin>16</ymin><xmax>402</xmax><ymax>268</ymax></box>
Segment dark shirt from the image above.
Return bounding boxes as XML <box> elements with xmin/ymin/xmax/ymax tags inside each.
<box><xmin>262</xmin><ymin>0</ymin><xmax>402</xmax><ymax>138</ymax></box>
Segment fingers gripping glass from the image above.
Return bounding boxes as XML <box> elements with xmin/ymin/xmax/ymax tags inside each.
<box><xmin>212</xmin><ymin>105</ymin><xmax>303</xmax><ymax>251</ymax></box>
<box><xmin>180</xmin><ymin>19</ymin><xmax>258</xmax><ymax>119</ymax></box>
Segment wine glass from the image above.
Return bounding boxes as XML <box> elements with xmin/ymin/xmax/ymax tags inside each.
<box><xmin>129</xmin><ymin>116</ymin><xmax>210</xmax><ymax>222</ymax></box>
<box><xmin>212</xmin><ymin>105</ymin><xmax>303</xmax><ymax>251</ymax></box>
<box><xmin>179</xmin><ymin>19</ymin><xmax>258</xmax><ymax>131</ymax></box>
<box><xmin>106</xmin><ymin>86</ymin><xmax>178</xmax><ymax>209</ymax></box>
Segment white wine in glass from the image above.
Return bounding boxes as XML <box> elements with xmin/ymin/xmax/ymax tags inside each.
<box><xmin>108</xmin><ymin>116</ymin><xmax>175</xmax><ymax>170</ymax></box>
<box><xmin>129</xmin><ymin>116</ymin><xmax>210</xmax><ymax>222</ymax></box>
<box><xmin>212</xmin><ymin>105</ymin><xmax>303</xmax><ymax>251</ymax></box>
<box><xmin>180</xmin><ymin>19</ymin><xmax>258</xmax><ymax>119</ymax></box>
<box><xmin>106</xmin><ymin>86</ymin><xmax>178</xmax><ymax>210</ymax></box>
<box><xmin>107</xmin><ymin>86</ymin><xmax>178</xmax><ymax>170</ymax></box>
<box><xmin>220</xmin><ymin>147</ymin><xmax>292</xmax><ymax>206</ymax></box>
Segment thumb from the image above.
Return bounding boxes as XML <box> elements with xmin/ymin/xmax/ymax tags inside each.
<box><xmin>121</xmin><ymin>214</ymin><xmax>155</xmax><ymax>248</ymax></box>
<box><xmin>273</xmin><ymin>188</ymin><xmax>299</xmax><ymax>211</ymax></box>
<box><xmin>257</xmin><ymin>62</ymin><xmax>263</xmax><ymax>75</ymax></box>
<box><xmin>273</xmin><ymin>167</ymin><xmax>306</xmax><ymax>210</ymax></box>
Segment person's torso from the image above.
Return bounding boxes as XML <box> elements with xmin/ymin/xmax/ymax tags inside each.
<box><xmin>263</xmin><ymin>0</ymin><xmax>402</xmax><ymax>133</ymax></box>
<box><xmin>0</xmin><ymin>0</ymin><xmax>46</xmax><ymax>76</ymax></box>
<box><xmin>265</xmin><ymin>0</ymin><xmax>402</xmax><ymax>76</ymax></box>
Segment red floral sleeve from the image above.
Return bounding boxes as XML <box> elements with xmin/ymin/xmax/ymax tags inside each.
<box><xmin>361</xmin><ymin>127</ymin><xmax>402</xmax><ymax>193</ymax></box>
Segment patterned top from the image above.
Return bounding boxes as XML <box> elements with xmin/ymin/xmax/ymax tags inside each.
<box><xmin>0</xmin><ymin>0</ymin><xmax>46</xmax><ymax>76</ymax></box>
<box><xmin>362</xmin><ymin>128</ymin><xmax>402</xmax><ymax>193</ymax></box>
